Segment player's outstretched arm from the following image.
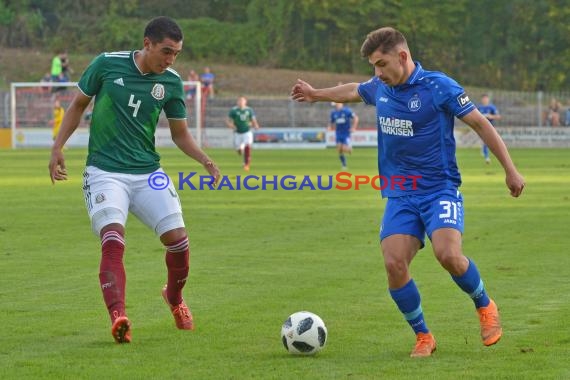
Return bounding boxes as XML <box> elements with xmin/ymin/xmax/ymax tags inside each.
<box><xmin>48</xmin><ymin>92</ymin><xmax>91</xmax><ymax>184</ymax></box>
<box><xmin>290</xmin><ymin>80</ymin><xmax>361</xmax><ymax>104</ymax></box>
<box><xmin>461</xmin><ymin>109</ymin><xmax>525</xmax><ymax>197</ymax></box>
<box><xmin>168</xmin><ymin>119</ymin><xmax>221</xmax><ymax>186</ymax></box>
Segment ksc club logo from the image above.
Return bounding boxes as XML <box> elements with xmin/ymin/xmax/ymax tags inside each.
<box><xmin>408</xmin><ymin>94</ymin><xmax>421</xmax><ymax>112</ymax></box>
<box><xmin>151</xmin><ymin>83</ymin><xmax>165</xmax><ymax>100</ymax></box>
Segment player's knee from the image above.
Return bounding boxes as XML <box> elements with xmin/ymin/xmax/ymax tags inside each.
<box><xmin>92</xmin><ymin>208</ymin><xmax>126</xmax><ymax>237</ymax></box>
<box><xmin>434</xmin><ymin>247</ymin><xmax>465</xmax><ymax>273</ymax></box>
<box><xmin>156</xmin><ymin>213</ymin><xmax>186</xmax><ymax>240</ymax></box>
<box><xmin>382</xmin><ymin>253</ymin><xmax>409</xmax><ymax>278</ymax></box>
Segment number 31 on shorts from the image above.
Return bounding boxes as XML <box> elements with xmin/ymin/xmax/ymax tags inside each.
<box><xmin>438</xmin><ymin>200</ymin><xmax>462</xmax><ymax>225</ymax></box>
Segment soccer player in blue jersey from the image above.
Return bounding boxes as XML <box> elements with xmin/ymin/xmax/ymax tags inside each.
<box><xmin>478</xmin><ymin>94</ymin><xmax>501</xmax><ymax>164</ymax></box>
<box><xmin>291</xmin><ymin>27</ymin><xmax>525</xmax><ymax>357</ymax></box>
<box><xmin>49</xmin><ymin>17</ymin><xmax>221</xmax><ymax>344</ymax></box>
<box><xmin>329</xmin><ymin>102</ymin><xmax>359</xmax><ymax>170</ymax></box>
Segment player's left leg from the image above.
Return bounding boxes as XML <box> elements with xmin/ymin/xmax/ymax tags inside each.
<box><xmin>130</xmin><ymin>169</ymin><xmax>193</xmax><ymax>330</ymax></box>
<box><xmin>426</xmin><ymin>189</ymin><xmax>501</xmax><ymax>346</ymax></box>
<box><xmin>160</xmin><ymin>226</ymin><xmax>193</xmax><ymax>330</ymax></box>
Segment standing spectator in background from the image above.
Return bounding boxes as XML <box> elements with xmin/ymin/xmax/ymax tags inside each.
<box><xmin>61</xmin><ymin>51</ymin><xmax>73</xmax><ymax>80</ymax></box>
<box><xmin>226</xmin><ymin>96</ymin><xmax>260</xmax><ymax>171</ymax></box>
<box><xmin>50</xmin><ymin>99</ymin><xmax>65</xmax><ymax>141</ymax></box>
<box><xmin>547</xmin><ymin>98</ymin><xmax>562</xmax><ymax>127</ymax></box>
<box><xmin>185</xmin><ymin>69</ymin><xmax>200</xmax><ymax>102</ymax></box>
<box><xmin>200</xmin><ymin>66</ymin><xmax>215</xmax><ymax>99</ymax></box>
<box><xmin>477</xmin><ymin>94</ymin><xmax>501</xmax><ymax>164</ymax></box>
<box><xmin>50</xmin><ymin>50</ymin><xmax>64</xmax><ymax>82</ymax></box>
<box><xmin>329</xmin><ymin>102</ymin><xmax>358</xmax><ymax>170</ymax></box>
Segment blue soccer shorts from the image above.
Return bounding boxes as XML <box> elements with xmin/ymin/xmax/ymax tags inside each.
<box><xmin>335</xmin><ymin>134</ymin><xmax>351</xmax><ymax>145</ymax></box>
<box><xmin>380</xmin><ymin>188</ymin><xmax>464</xmax><ymax>248</ymax></box>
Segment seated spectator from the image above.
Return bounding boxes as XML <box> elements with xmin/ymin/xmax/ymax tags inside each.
<box><xmin>40</xmin><ymin>72</ymin><xmax>52</xmax><ymax>92</ymax></box>
<box><xmin>200</xmin><ymin>66</ymin><xmax>215</xmax><ymax>99</ymax></box>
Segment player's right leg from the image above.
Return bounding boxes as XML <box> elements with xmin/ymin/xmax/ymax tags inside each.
<box><xmin>83</xmin><ymin>166</ymin><xmax>131</xmax><ymax>343</ymax></box>
<box><xmin>336</xmin><ymin>142</ymin><xmax>347</xmax><ymax>170</ymax></box>
<box><xmin>243</xmin><ymin>131</ymin><xmax>254</xmax><ymax>171</ymax></box>
<box><xmin>380</xmin><ymin>198</ymin><xmax>435</xmax><ymax>357</ymax></box>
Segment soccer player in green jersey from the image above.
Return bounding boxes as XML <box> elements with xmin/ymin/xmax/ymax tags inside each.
<box><xmin>48</xmin><ymin>16</ymin><xmax>221</xmax><ymax>344</ymax></box>
<box><xmin>226</xmin><ymin>96</ymin><xmax>260</xmax><ymax>171</ymax></box>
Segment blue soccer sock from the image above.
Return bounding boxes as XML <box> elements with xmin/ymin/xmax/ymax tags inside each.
<box><xmin>389</xmin><ymin>279</ymin><xmax>429</xmax><ymax>334</ymax></box>
<box><xmin>339</xmin><ymin>154</ymin><xmax>346</xmax><ymax>167</ymax></box>
<box><xmin>482</xmin><ymin>144</ymin><xmax>489</xmax><ymax>159</ymax></box>
<box><xmin>451</xmin><ymin>258</ymin><xmax>491</xmax><ymax>308</ymax></box>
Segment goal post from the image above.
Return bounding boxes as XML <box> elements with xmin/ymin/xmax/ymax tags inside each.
<box><xmin>9</xmin><ymin>80</ymin><xmax>203</xmax><ymax>148</ymax></box>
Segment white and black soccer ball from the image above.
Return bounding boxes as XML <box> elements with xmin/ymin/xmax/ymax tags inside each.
<box><xmin>281</xmin><ymin>311</ymin><xmax>327</xmax><ymax>355</ymax></box>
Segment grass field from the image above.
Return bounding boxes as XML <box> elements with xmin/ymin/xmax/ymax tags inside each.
<box><xmin>1</xmin><ymin>147</ymin><xmax>569</xmax><ymax>379</ymax></box>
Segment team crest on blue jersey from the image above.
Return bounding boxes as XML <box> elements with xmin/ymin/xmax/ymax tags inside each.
<box><xmin>151</xmin><ymin>83</ymin><xmax>165</xmax><ymax>100</ymax></box>
<box><xmin>408</xmin><ymin>94</ymin><xmax>421</xmax><ymax>112</ymax></box>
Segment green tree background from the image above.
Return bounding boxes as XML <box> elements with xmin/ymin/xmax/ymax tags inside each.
<box><xmin>1</xmin><ymin>0</ymin><xmax>568</xmax><ymax>91</ymax></box>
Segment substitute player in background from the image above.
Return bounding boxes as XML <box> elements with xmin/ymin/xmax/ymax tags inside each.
<box><xmin>477</xmin><ymin>94</ymin><xmax>501</xmax><ymax>164</ymax></box>
<box><xmin>49</xmin><ymin>16</ymin><xmax>220</xmax><ymax>344</ymax></box>
<box><xmin>291</xmin><ymin>27</ymin><xmax>525</xmax><ymax>358</ymax></box>
<box><xmin>226</xmin><ymin>96</ymin><xmax>260</xmax><ymax>171</ymax></box>
<box><xmin>329</xmin><ymin>102</ymin><xmax>358</xmax><ymax>170</ymax></box>
<box><xmin>50</xmin><ymin>99</ymin><xmax>65</xmax><ymax>141</ymax></box>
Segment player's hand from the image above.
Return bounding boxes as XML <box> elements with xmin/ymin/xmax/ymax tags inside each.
<box><xmin>505</xmin><ymin>169</ymin><xmax>525</xmax><ymax>197</ymax></box>
<box><xmin>203</xmin><ymin>159</ymin><xmax>221</xmax><ymax>187</ymax></box>
<box><xmin>48</xmin><ymin>149</ymin><xmax>68</xmax><ymax>184</ymax></box>
<box><xmin>291</xmin><ymin>79</ymin><xmax>316</xmax><ymax>103</ymax></box>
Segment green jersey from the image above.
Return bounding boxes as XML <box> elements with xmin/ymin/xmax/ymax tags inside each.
<box><xmin>228</xmin><ymin>106</ymin><xmax>256</xmax><ymax>134</ymax></box>
<box><xmin>79</xmin><ymin>50</ymin><xmax>186</xmax><ymax>174</ymax></box>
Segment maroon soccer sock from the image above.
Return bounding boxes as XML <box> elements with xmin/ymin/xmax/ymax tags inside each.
<box><xmin>244</xmin><ymin>145</ymin><xmax>251</xmax><ymax>165</ymax></box>
<box><xmin>165</xmin><ymin>236</ymin><xmax>190</xmax><ymax>306</ymax></box>
<box><xmin>99</xmin><ymin>230</ymin><xmax>126</xmax><ymax>322</ymax></box>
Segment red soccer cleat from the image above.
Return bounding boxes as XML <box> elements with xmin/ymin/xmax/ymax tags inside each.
<box><xmin>410</xmin><ymin>332</ymin><xmax>436</xmax><ymax>358</ymax></box>
<box><xmin>162</xmin><ymin>285</ymin><xmax>194</xmax><ymax>330</ymax></box>
<box><xmin>111</xmin><ymin>316</ymin><xmax>131</xmax><ymax>344</ymax></box>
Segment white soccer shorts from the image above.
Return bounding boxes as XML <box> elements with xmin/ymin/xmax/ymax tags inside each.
<box><xmin>82</xmin><ymin>166</ymin><xmax>185</xmax><ymax>236</ymax></box>
<box><xmin>234</xmin><ymin>130</ymin><xmax>253</xmax><ymax>150</ymax></box>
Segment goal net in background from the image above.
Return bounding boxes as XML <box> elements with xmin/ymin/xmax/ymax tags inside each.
<box><xmin>9</xmin><ymin>81</ymin><xmax>202</xmax><ymax>148</ymax></box>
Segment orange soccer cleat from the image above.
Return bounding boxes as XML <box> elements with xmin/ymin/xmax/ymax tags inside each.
<box><xmin>478</xmin><ymin>299</ymin><xmax>502</xmax><ymax>346</ymax></box>
<box><xmin>410</xmin><ymin>332</ymin><xmax>436</xmax><ymax>358</ymax></box>
<box><xmin>111</xmin><ymin>316</ymin><xmax>131</xmax><ymax>344</ymax></box>
<box><xmin>162</xmin><ymin>285</ymin><xmax>194</xmax><ymax>330</ymax></box>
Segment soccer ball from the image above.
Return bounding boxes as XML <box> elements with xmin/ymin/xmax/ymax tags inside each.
<box><xmin>281</xmin><ymin>311</ymin><xmax>327</xmax><ymax>355</ymax></box>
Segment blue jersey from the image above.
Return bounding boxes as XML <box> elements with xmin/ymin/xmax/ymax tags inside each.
<box><xmin>478</xmin><ymin>103</ymin><xmax>499</xmax><ymax>125</ymax></box>
<box><xmin>358</xmin><ymin>62</ymin><xmax>475</xmax><ymax>198</ymax></box>
<box><xmin>330</xmin><ymin>107</ymin><xmax>355</xmax><ymax>136</ymax></box>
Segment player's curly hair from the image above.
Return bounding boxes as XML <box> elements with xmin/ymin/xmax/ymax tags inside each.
<box><xmin>144</xmin><ymin>16</ymin><xmax>183</xmax><ymax>43</ymax></box>
<box><xmin>360</xmin><ymin>27</ymin><xmax>408</xmax><ymax>57</ymax></box>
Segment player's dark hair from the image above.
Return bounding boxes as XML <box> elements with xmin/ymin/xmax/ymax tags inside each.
<box><xmin>360</xmin><ymin>27</ymin><xmax>408</xmax><ymax>57</ymax></box>
<box><xmin>144</xmin><ymin>16</ymin><xmax>183</xmax><ymax>43</ymax></box>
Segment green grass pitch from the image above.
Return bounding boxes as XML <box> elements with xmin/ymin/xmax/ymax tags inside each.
<box><xmin>0</xmin><ymin>147</ymin><xmax>569</xmax><ymax>379</ymax></box>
